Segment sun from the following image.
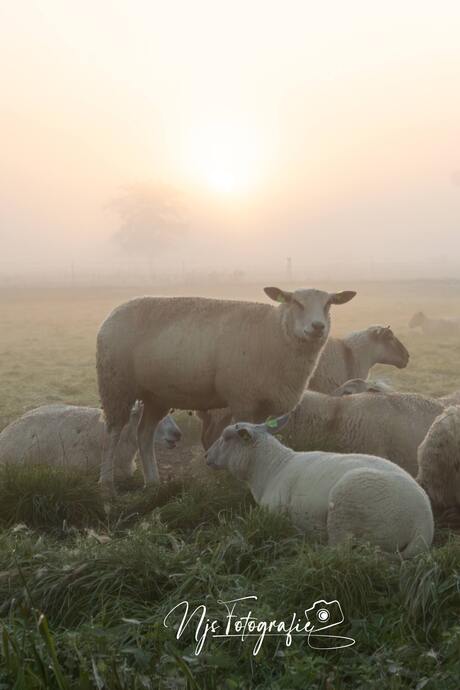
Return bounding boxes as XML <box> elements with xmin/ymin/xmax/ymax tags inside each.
<box><xmin>203</xmin><ymin>165</ymin><xmax>246</xmax><ymax>194</ymax></box>
<box><xmin>185</xmin><ymin>121</ymin><xmax>261</xmax><ymax>196</ymax></box>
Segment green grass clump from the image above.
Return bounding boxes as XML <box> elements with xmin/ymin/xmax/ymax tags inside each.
<box><xmin>0</xmin><ymin>465</ymin><xmax>458</xmax><ymax>688</ymax></box>
<box><xmin>0</xmin><ymin>464</ymin><xmax>105</xmax><ymax>531</ymax></box>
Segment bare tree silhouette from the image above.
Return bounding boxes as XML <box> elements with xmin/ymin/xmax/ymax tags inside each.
<box><xmin>110</xmin><ymin>183</ymin><xmax>186</xmax><ymax>255</ymax></box>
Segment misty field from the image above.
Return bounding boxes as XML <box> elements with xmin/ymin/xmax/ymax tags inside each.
<box><xmin>0</xmin><ymin>281</ymin><xmax>459</xmax><ymax>689</ymax></box>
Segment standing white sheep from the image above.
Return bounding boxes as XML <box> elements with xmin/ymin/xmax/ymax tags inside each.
<box><xmin>409</xmin><ymin>312</ymin><xmax>460</xmax><ymax>336</ymax></box>
<box><xmin>206</xmin><ymin>416</ymin><xmax>433</xmax><ymax>558</ymax></box>
<box><xmin>309</xmin><ymin>325</ymin><xmax>409</xmax><ymax>393</ymax></box>
<box><xmin>96</xmin><ymin>287</ymin><xmax>356</xmax><ymax>490</ymax></box>
<box><xmin>0</xmin><ymin>404</ymin><xmax>181</xmax><ymax>478</ymax></box>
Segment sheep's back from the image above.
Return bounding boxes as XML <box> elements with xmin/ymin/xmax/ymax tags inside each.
<box><xmin>98</xmin><ymin>296</ymin><xmax>275</xmax><ymax>410</ymax></box>
<box><xmin>0</xmin><ymin>405</ymin><xmax>104</xmax><ymax>467</ymax></box>
<box><xmin>261</xmin><ymin>451</ymin><xmax>409</xmax><ymax>529</ymax></box>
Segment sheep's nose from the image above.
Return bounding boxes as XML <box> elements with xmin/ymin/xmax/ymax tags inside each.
<box><xmin>311</xmin><ymin>321</ymin><xmax>325</xmax><ymax>334</ymax></box>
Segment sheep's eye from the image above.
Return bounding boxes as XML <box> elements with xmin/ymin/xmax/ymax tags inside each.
<box><xmin>293</xmin><ymin>299</ymin><xmax>304</xmax><ymax>310</ymax></box>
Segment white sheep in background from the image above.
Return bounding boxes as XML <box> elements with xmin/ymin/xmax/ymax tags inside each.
<box><xmin>332</xmin><ymin>378</ymin><xmax>394</xmax><ymax>396</ymax></box>
<box><xmin>309</xmin><ymin>325</ymin><xmax>409</xmax><ymax>393</ymax></box>
<box><xmin>206</xmin><ymin>416</ymin><xmax>433</xmax><ymax>558</ymax></box>
<box><xmin>0</xmin><ymin>403</ymin><xmax>181</xmax><ymax>478</ymax></box>
<box><xmin>96</xmin><ymin>286</ymin><xmax>356</xmax><ymax>490</ymax></box>
<box><xmin>409</xmin><ymin>311</ymin><xmax>460</xmax><ymax>336</ymax></box>
<box><xmin>417</xmin><ymin>406</ymin><xmax>460</xmax><ymax>514</ymax></box>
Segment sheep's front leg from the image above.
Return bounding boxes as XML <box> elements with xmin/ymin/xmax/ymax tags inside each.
<box><xmin>137</xmin><ymin>399</ymin><xmax>168</xmax><ymax>485</ymax></box>
<box><xmin>99</xmin><ymin>427</ymin><xmax>122</xmax><ymax>495</ymax></box>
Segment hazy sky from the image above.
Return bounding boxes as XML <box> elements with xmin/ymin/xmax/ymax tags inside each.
<box><xmin>1</xmin><ymin>1</ymin><xmax>460</xmax><ymax>278</ymax></box>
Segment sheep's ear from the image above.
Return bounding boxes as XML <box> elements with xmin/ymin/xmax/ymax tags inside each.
<box><xmin>329</xmin><ymin>290</ymin><xmax>356</xmax><ymax>305</ymax></box>
<box><xmin>264</xmin><ymin>287</ymin><xmax>293</xmax><ymax>304</ymax></box>
<box><xmin>237</xmin><ymin>428</ymin><xmax>253</xmax><ymax>443</ymax></box>
<box><xmin>370</xmin><ymin>326</ymin><xmax>384</xmax><ymax>339</ymax></box>
<box><xmin>264</xmin><ymin>413</ymin><xmax>291</xmax><ymax>434</ymax></box>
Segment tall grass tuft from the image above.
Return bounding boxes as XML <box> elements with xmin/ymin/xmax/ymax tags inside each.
<box><xmin>0</xmin><ymin>464</ymin><xmax>105</xmax><ymax>530</ymax></box>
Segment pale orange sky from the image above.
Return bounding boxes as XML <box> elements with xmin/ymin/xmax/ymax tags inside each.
<box><xmin>1</xmin><ymin>1</ymin><xmax>460</xmax><ymax>278</ymax></box>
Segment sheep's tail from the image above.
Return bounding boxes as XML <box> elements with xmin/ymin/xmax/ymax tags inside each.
<box><xmin>96</xmin><ymin>325</ymin><xmax>136</xmax><ymax>432</ymax></box>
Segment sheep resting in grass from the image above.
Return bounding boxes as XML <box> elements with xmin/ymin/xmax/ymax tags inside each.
<box><xmin>0</xmin><ymin>404</ymin><xmax>181</xmax><ymax>478</ymax></box>
<box><xmin>332</xmin><ymin>378</ymin><xmax>393</xmax><ymax>396</ymax></box>
<box><xmin>206</xmin><ymin>415</ymin><xmax>433</xmax><ymax>558</ymax></box>
<box><xmin>96</xmin><ymin>287</ymin><xmax>356</xmax><ymax>490</ymax></box>
<box><xmin>417</xmin><ymin>406</ymin><xmax>460</xmax><ymax>515</ymax></box>
<box><xmin>332</xmin><ymin>378</ymin><xmax>460</xmax><ymax>411</ymax></box>
<box><xmin>409</xmin><ymin>311</ymin><xmax>460</xmax><ymax>336</ymax></box>
<box><xmin>309</xmin><ymin>325</ymin><xmax>409</xmax><ymax>393</ymax></box>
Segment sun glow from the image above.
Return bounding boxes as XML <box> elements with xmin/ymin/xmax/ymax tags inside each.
<box><xmin>186</xmin><ymin>122</ymin><xmax>262</xmax><ymax>196</ymax></box>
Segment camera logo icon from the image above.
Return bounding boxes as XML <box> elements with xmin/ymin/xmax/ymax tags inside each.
<box><xmin>305</xmin><ymin>599</ymin><xmax>344</xmax><ymax>631</ymax></box>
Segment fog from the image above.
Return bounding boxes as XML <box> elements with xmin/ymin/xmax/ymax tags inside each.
<box><xmin>1</xmin><ymin>1</ymin><xmax>460</xmax><ymax>283</ymax></box>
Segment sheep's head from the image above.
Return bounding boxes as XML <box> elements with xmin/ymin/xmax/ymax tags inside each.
<box><xmin>264</xmin><ymin>287</ymin><xmax>356</xmax><ymax>345</ymax></box>
<box><xmin>155</xmin><ymin>414</ymin><xmax>182</xmax><ymax>449</ymax></box>
<box><xmin>205</xmin><ymin>413</ymin><xmax>291</xmax><ymax>479</ymax></box>
<box><xmin>409</xmin><ymin>311</ymin><xmax>426</xmax><ymax>328</ymax></box>
<box><xmin>368</xmin><ymin>325</ymin><xmax>409</xmax><ymax>369</ymax></box>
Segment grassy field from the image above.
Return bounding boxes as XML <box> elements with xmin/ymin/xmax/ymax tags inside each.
<box><xmin>0</xmin><ymin>281</ymin><xmax>459</xmax><ymax>688</ymax></box>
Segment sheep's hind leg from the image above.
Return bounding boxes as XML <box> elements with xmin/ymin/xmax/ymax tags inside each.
<box><xmin>326</xmin><ymin>469</ymin><xmax>397</xmax><ymax>553</ymax></box>
<box><xmin>137</xmin><ymin>399</ymin><xmax>168</xmax><ymax>486</ymax></box>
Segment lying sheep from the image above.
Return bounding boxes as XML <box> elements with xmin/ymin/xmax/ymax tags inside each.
<box><xmin>409</xmin><ymin>311</ymin><xmax>460</xmax><ymax>336</ymax></box>
<box><xmin>206</xmin><ymin>416</ymin><xmax>433</xmax><ymax>558</ymax></box>
<box><xmin>0</xmin><ymin>404</ymin><xmax>181</xmax><ymax>478</ymax></box>
<box><xmin>309</xmin><ymin>325</ymin><xmax>409</xmax><ymax>393</ymax></box>
<box><xmin>97</xmin><ymin>287</ymin><xmax>356</xmax><ymax>490</ymax></box>
<box><xmin>417</xmin><ymin>406</ymin><xmax>460</xmax><ymax>513</ymax></box>
<box><xmin>332</xmin><ymin>378</ymin><xmax>393</xmax><ymax>396</ymax></box>
<box><xmin>278</xmin><ymin>390</ymin><xmax>445</xmax><ymax>477</ymax></box>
